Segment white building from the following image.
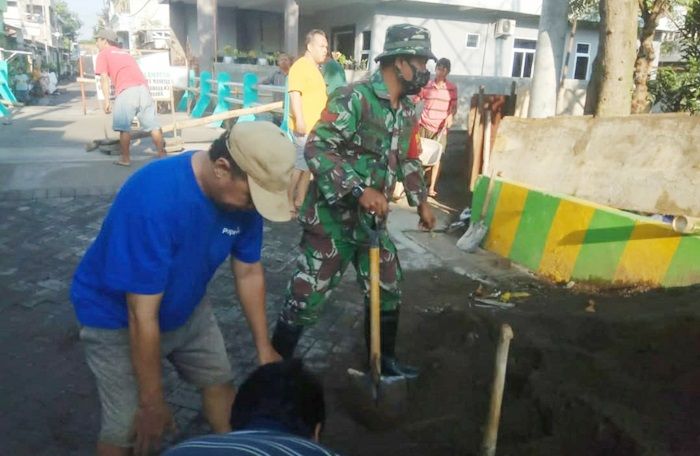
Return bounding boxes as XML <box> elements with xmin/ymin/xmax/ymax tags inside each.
<box><xmin>4</xmin><ymin>0</ymin><xmax>72</xmax><ymax>73</ymax></box>
<box><xmin>104</xmin><ymin>0</ymin><xmax>172</xmax><ymax>51</ymax></box>
<box><xmin>160</xmin><ymin>0</ymin><xmax>604</xmax><ymax>82</ymax></box>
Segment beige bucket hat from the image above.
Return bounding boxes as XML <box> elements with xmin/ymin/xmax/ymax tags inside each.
<box><xmin>227</xmin><ymin>121</ymin><xmax>295</xmax><ymax>222</ymax></box>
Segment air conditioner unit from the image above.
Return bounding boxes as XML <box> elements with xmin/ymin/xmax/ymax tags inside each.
<box><xmin>495</xmin><ymin>19</ymin><xmax>515</xmax><ymax>38</ymax></box>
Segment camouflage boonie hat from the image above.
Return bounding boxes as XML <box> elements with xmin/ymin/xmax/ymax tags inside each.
<box><xmin>374</xmin><ymin>24</ymin><xmax>437</xmax><ymax>62</ymax></box>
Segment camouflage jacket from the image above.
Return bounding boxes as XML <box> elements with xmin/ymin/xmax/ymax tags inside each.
<box><xmin>303</xmin><ymin>69</ymin><xmax>427</xmax><ymax>222</ymax></box>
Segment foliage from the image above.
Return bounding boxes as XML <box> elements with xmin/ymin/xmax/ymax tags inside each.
<box><xmin>266</xmin><ymin>51</ymin><xmax>281</xmax><ymax>66</ymax></box>
<box><xmin>569</xmin><ymin>0</ymin><xmax>600</xmax><ymax>20</ymax></box>
<box><xmin>222</xmin><ymin>45</ymin><xmax>237</xmax><ymax>57</ymax></box>
<box><xmin>680</xmin><ymin>0</ymin><xmax>700</xmax><ymax>60</ymax></box>
<box><xmin>649</xmin><ymin>59</ymin><xmax>700</xmax><ymax>111</ymax></box>
<box><xmin>649</xmin><ymin>0</ymin><xmax>700</xmax><ymax>112</ymax></box>
<box><xmin>94</xmin><ymin>3</ymin><xmax>110</xmax><ymax>36</ymax></box>
<box><xmin>53</xmin><ymin>0</ymin><xmax>82</xmax><ymax>42</ymax></box>
<box><xmin>332</xmin><ymin>52</ymin><xmax>367</xmax><ymax>70</ymax></box>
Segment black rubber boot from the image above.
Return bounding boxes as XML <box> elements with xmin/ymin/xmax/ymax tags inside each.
<box><xmin>364</xmin><ymin>308</ymin><xmax>420</xmax><ymax>379</ymax></box>
<box><xmin>271</xmin><ymin>320</ymin><xmax>304</xmax><ymax>360</ymax></box>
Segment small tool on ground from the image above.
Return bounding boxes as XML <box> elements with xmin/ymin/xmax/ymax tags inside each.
<box><xmin>347</xmin><ymin>215</ymin><xmax>409</xmax><ymax>419</ymax></box>
<box><xmin>480</xmin><ymin>323</ymin><xmax>514</xmax><ymax>456</ymax></box>
<box><xmin>457</xmin><ymin>172</ymin><xmax>496</xmax><ymax>252</ymax></box>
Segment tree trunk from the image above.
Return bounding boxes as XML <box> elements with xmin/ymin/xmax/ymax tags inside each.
<box><xmin>584</xmin><ymin>1</ymin><xmax>606</xmax><ymax>115</ymax></box>
<box><xmin>597</xmin><ymin>0</ymin><xmax>639</xmax><ymax>116</ymax></box>
<box><xmin>631</xmin><ymin>0</ymin><xmax>670</xmax><ymax>114</ymax></box>
<box><xmin>528</xmin><ymin>0</ymin><xmax>570</xmax><ymax>118</ymax></box>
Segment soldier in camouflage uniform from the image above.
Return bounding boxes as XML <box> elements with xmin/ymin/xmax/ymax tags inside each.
<box><xmin>271</xmin><ymin>24</ymin><xmax>438</xmax><ymax>377</ymax></box>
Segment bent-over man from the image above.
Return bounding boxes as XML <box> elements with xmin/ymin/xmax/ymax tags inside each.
<box><xmin>71</xmin><ymin>122</ymin><xmax>293</xmax><ymax>455</ymax></box>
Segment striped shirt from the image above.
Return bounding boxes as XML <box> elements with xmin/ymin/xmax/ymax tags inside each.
<box><xmin>164</xmin><ymin>429</ymin><xmax>340</xmax><ymax>456</ymax></box>
<box><xmin>417</xmin><ymin>79</ymin><xmax>458</xmax><ymax>133</ymax></box>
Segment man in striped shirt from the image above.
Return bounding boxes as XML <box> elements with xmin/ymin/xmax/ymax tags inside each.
<box><xmin>416</xmin><ymin>57</ymin><xmax>458</xmax><ymax>198</ymax></box>
<box><xmin>164</xmin><ymin>360</ymin><xmax>339</xmax><ymax>455</ymax></box>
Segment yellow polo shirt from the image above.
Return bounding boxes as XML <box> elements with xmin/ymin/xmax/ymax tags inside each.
<box><xmin>287</xmin><ymin>56</ymin><xmax>327</xmax><ymax>133</ymax></box>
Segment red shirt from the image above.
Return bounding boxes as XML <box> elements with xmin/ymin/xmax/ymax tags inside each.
<box><xmin>95</xmin><ymin>45</ymin><xmax>148</xmax><ymax>94</ymax></box>
<box><xmin>417</xmin><ymin>79</ymin><xmax>458</xmax><ymax>133</ymax></box>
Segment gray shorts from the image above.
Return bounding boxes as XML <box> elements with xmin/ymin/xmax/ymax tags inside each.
<box><xmin>293</xmin><ymin>134</ymin><xmax>309</xmax><ymax>171</ymax></box>
<box><xmin>113</xmin><ymin>84</ymin><xmax>160</xmax><ymax>132</ymax></box>
<box><xmin>80</xmin><ymin>301</ymin><xmax>233</xmax><ymax>448</ymax></box>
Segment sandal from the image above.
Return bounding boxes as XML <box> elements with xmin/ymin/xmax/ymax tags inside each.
<box><xmin>113</xmin><ymin>160</ymin><xmax>131</xmax><ymax>167</ymax></box>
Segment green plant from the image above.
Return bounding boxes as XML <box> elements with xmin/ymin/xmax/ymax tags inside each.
<box><xmin>649</xmin><ymin>59</ymin><xmax>700</xmax><ymax>112</ymax></box>
<box><xmin>648</xmin><ymin>0</ymin><xmax>700</xmax><ymax>113</ymax></box>
<box><xmin>222</xmin><ymin>45</ymin><xmax>236</xmax><ymax>57</ymax></box>
<box><xmin>335</xmin><ymin>52</ymin><xmax>348</xmax><ymax>66</ymax></box>
<box><xmin>247</xmin><ymin>50</ymin><xmax>257</xmax><ymax>59</ymax></box>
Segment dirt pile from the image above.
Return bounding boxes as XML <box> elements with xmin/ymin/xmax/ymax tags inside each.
<box><xmin>322</xmin><ymin>269</ymin><xmax>700</xmax><ymax>455</ymax></box>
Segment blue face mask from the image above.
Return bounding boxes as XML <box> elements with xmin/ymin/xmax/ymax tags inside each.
<box><xmin>396</xmin><ymin>61</ymin><xmax>431</xmax><ymax>95</ymax></box>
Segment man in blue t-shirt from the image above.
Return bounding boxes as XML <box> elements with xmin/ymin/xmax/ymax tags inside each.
<box><xmin>164</xmin><ymin>360</ymin><xmax>339</xmax><ymax>456</ymax></box>
<box><xmin>71</xmin><ymin>121</ymin><xmax>295</xmax><ymax>456</ymax></box>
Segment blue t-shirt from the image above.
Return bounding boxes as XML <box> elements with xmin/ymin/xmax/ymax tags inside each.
<box><xmin>71</xmin><ymin>152</ymin><xmax>263</xmax><ymax>331</ymax></box>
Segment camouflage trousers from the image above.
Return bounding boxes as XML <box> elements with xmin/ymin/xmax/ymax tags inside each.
<box><xmin>280</xmin><ymin>210</ymin><xmax>402</xmax><ymax>327</ymax></box>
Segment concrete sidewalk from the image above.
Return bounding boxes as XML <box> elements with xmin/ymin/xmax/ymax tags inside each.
<box><xmin>0</xmin><ymin>83</ymin><xmax>223</xmax><ymax>197</ymax></box>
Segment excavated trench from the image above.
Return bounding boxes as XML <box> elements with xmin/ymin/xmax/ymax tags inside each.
<box><xmin>322</xmin><ymin>269</ymin><xmax>700</xmax><ymax>455</ymax></box>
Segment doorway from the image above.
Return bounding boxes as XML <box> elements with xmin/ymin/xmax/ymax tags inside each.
<box><xmin>331</xmin><ymin>25</ymin><xmax>355</xmax><ymax>60</ymax></box>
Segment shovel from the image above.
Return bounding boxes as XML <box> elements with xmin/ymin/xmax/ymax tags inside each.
<box><xmin>347</xmin><ymin>215</ymin><xmax>408</xmax><ymax>419</ymax></box>
<box><xmin>457</xmin><ymin>172</ymin><xmax>496</xmax><ymax>252</ymax></box>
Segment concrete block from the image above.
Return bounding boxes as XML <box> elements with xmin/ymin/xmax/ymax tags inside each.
<box><xmin>490</xmin><ymin>114</ymin><xmax>700</xmax><ymax>217</ymax></box>
<box><xmin>471</xmin><ymin>176</ymin><xmax>700</xmax><ymax>288</ymax></box>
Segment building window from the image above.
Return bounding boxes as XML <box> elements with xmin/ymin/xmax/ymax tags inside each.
<box><xmin>361</xmin><ymin>31</ymin><xmax>371</xmax><ymax>64</ymax></box>
<box><xmin>331</xmin><ymin>25</ymin><xmax>356</xmax><ymax>63</ymax></box>
<box><xmin>466</xmin><ymin>33</ymin><xmax>479</xmax><ymax>48</ymax></box>
<box><xmin>573</xmin><ymin>42</ymin><xmax>590</xmax><ymax>80</ymax></box>
<box><xmin>25</xmin><ymin>4</ymin><xmax>44</xmax><ymax>22</ymax></box>
<box><xmin>654</xmin><ymin>30</ymin><xmax>680</xmax><ymax>42</ymax></box>
<box><xmin>511</xmin><ymin>38</ymin><xmax>536</xmax><ymax>78</ymax></box>
<box><xmin>7</xmin><ymin>0</ymin><xmax>18</xmax><ymax>7</ymax></box>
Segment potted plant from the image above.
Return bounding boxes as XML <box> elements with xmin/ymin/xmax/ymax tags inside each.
<box><xmin>257</xmin><ymin>50</ymin><xmax>268</xmax><ymax>66</ymax></box>
<box><xmin>266</xmin><ymin>51</ymin><xmax>279</xmax><ymax>66</ymax></box>
<box><xmin>246</xmin><ymin>50</ymin><xmax>258</xmax><ymax>64</ymax></box>
<box><xmin>222</xmin><ymin>45</ymin><xmax>236</xmax><ymax>64</ymax></box>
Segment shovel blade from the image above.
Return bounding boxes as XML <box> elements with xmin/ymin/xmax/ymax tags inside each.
<box><xmin>346</xmin><ymin>368</ymin><xmax>409</xmax><ymax>429</ymax></box>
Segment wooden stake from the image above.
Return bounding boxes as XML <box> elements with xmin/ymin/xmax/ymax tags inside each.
<box><xmin>480</xmin><ymin>324</ymin><xmax>514</xmax><ymax>456</ymax></box>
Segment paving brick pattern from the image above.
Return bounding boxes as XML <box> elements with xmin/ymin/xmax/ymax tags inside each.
<box><xmin>0</xmin><ymin>194</ymin><xmax>365</xmax><ymax>455</ymax></box>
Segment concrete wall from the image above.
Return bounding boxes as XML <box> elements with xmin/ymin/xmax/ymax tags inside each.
<box><xmin>562</xmin><ymin>27</ymin><xmax>600</xmax><ymax>80</ymax></box>
<box><xmin>488</xmin><ymin>114</ymin><xmax>700</xmax><ymax>217</ymax></box>
<box><xmin>370</xmin><ymin>4</ymin><xmax>541</xmax><ymax>77</ymax></box>
<box><xmin>169</xmin><ymin>2</ymin><xmax>189</xmax><ymax>57</ymax></box>
<box><xmin>415</xmin><ymin>0</ymin><xmax>543</xmax><ymax>15</ymax></box>
<box><xmin>469</xmin><ymin>176</ymin><xmax>700</xmax><ymax>288</ymax></box>
<box><xmin>365</xmin><ymin>3</ymin><xmax>599</xmax><ymax>82</ymax></box>
<box><xmin>180</xmin><ymin>4</ymin><xmax>200</xmax><ymax>57</ymax></box>
<box><xmin>303</xmin><ymin>6</ymin><xmax>374</xmax><ymax>62</ymax></box>
<box><xmin>218</xmin><ymin>7</ymin><xmax>238</xmax><ymax>52</ymax></box>
<box><xmin>234</xmin><ymin>9</ymin><xmax>283</xmax><ymax>54</ymax></box>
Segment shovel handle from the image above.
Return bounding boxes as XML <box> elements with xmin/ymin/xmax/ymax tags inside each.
<box><xmin>481</xmin><ymin>324</ymin><xmax>514</xmax><ymax>456</ymax></box>
<box><xmin>369</xmin><ymin>245</ymin><xmax>381</xmax><ymax>386</ymax></box>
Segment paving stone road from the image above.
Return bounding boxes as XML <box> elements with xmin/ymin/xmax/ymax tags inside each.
<box><xmin>0</xmin><ymin>84</ymin><xmax>515</xmax><ymax>455</ymax></box>
<box><xmin>0</xmin><ymin>193</ymin><xmax>372</xmax><ymax>454</ymax></box>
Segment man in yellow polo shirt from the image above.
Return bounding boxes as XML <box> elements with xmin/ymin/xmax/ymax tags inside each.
<box><xmin>287</xmin><ymin>29</ymin><xmax>328</xmax><ymax>215</ymax></box>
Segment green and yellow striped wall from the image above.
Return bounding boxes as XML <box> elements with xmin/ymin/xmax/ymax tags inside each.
<box><xmin>471</xmin><ymin>176</ymin><xmax>700</xmax><ymax>288</ymax></box>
